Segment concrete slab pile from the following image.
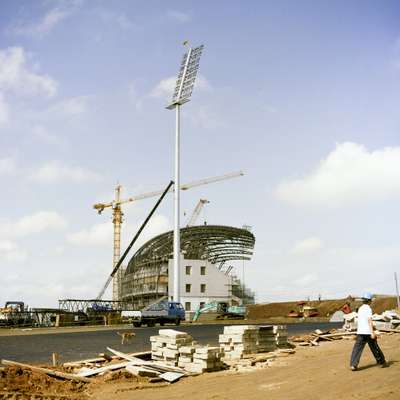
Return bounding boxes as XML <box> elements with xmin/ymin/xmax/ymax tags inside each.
<box><xmin>179</xmin><ymin>346</ymin><xmax>223</xmax><ymax>373</ymax></box>
<box><xmin>219</xmin><ymin>325</ymin><xmax>289</xmax><ymax>360</ymax></box>
<box><xmin>150</xmin><ymin>329</ymin><xmax>194</xmax><ymax>366</ymax></box>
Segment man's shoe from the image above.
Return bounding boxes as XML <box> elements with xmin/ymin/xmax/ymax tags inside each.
<box><xmin>350</xmin><ymin>366</ymin><xmax>357</xmax><ymax>371</ymax></box>
<box><xmin>380</xmin><ymin>362</ymin><xmax>389</xmax><ymax>368</ymax></box>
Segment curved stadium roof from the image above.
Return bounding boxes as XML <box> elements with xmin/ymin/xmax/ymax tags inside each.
<box><xmin>125</xmin><ymin>225</ymin><xmax>255</xmax><ymax>274</ymax></box>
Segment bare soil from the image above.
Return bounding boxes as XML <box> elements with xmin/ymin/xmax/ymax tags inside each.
<box><xmin>90</xmin><ymin>333</ymin><xmax>400</xmax><ymax>400</ymax></box>
<box><xmin>247</xmin><ymin>296</ymin><xmax>398</xmax><ymax>319</ymax></box>
<box><xmin>1</xmin><ymin>331</ymin><xmax>399</xmax><ymax>400</ymax></box>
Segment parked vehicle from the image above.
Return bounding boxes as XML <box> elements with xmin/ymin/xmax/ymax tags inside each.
<box><xmin>132</xmin><ymin>300</ymin><xmax>185</xmax><ymax>327</ymax></box>
<box><xmin>192</xmin><ymin>302</ymin><xmax>246</xmax><ymax>322</ymax></box>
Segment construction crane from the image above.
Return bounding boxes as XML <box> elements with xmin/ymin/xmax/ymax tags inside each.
<box><xmin>93</xmin><ymin>171</ymin><xmax>244</xmax><ymax>301</ymax></box>
<box><xmin>186</xmin><ymin>199</ymin><xmax>209</xmax><ymax>227</ymax></box>
<box><xmin>96</xmin><ymin>181</ymin><xmax>174</xmax><ymax>301</ymax></box>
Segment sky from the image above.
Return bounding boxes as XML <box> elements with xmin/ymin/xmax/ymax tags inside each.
<box><xmin>1</xmin><ymin>0</ymin><xmax>400</xmax><ymax>307</ymax></box>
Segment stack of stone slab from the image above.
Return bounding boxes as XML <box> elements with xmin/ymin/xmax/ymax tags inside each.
<box><xmin>257</xmin><ymin>325</ymin><xmax>279</xmax><ymax>352</ymax></box>
<box><xmin>219</xmin><ymin>325</ymin><xmax>262</xmax><ymax>360</ymax></box>
<box><xmin>150</xmin><ymin>329</ymin><xmax>194</xmax><ymax>366</ymax></box>
<box><xmin>272</xmin><ymin>325</ymin><xmax>289</xmax><ymax>348</ymax></box>
<box><xmin>219</xmin><ymin>325</ymin><xmax>289</xmax><ymax>360</ymax></box>
<box><xmin>178</xmin><ymin>346</ymin><xmax>223</xmax><ymax>373</ymax></box>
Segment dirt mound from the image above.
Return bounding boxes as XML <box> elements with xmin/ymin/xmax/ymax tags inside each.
<box><xmin>247</xmin><ymin>296</ymin><xmax>398</xmax><ymax>320</ymax></box>
<box><xmin>0</xmin><ymin>366</ymin><xmax>88</xmax><ymax>399</ymax></box>
<box><xmin>0</xmin><ymin>363</ymin><xmax>154</xmax><ymax>399</ymax></box>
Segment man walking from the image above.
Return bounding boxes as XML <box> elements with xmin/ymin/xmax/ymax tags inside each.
<box><xmin>350</xmin><ymin>292</ymin><xmax>387</xmax><ymax>371</ymax></box>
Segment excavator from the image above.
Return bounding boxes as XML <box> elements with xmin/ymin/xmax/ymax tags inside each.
<box><xmin>192</xmin><ymin>301</ymin><xmax>246</xmax><ymax>322</ymax></box>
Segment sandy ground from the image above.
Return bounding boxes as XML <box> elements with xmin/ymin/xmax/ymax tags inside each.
<box><xmin>90</xmin><ymin>333</ymin><xmax>400</xmax><ymax>400</ymax></box>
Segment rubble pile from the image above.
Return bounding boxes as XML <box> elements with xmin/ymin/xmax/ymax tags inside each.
<box><xmin>343</xmin><ymin>309</ymin><xmax>400</xmax><ymax>332</ymax></box>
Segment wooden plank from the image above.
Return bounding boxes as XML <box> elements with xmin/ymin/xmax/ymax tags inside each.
<box><xmin>159</xmin><ymin>372</ymin><xmax>184</xmax><ymax>383</ymax></box>
<box><xmin>63</xmin><ymin>350</ymin><xmax>151</xmax><ymax>367</ymax></box>
<box><xmin>76</xmin><ymin>361</ymin><xmax>132</xmax><ymax>377</ymax></box>
<box><xmin>106</xmin><ymin>347</ymin><xmax>187</xmax><ymax>374</ymax></box>
<box><xmin>0</xmin><ymin>359</ymin><xmax>91</xmax><ymax>383</ymax></box>
<box><xmin>316</xmin><ymin>332</ymin><xmax>356</xmax><ymax>339</ymax></box>
<box><xmin>376</xmin><ymin>328</ymin><xmax>400</xmax><ymax>333</ymax></box>
<box><xmin>125</xmin><ymin>365</ymin><xmax>160</xmax><ymax>377</ymax></box>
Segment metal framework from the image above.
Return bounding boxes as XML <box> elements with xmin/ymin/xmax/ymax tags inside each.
<box><xmin>58</xmin><ymin>299</ymin><xmax>135</xmax><ymax>313</ymax></box>
<box><xmin>121</xmin><ymin>225</ymin><xmax>255</xmax><ymax>309</ymax></box>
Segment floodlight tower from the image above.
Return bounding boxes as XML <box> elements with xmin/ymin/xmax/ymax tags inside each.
<box><xmin>166</xmin><ymin>43</ymin><xmax>204</xmax><ymax>302</ymax></box>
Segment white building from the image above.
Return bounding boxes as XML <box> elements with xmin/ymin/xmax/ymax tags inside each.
<box><xmin>168</xmin><ymin>257</ymin><xmax>233</xmax><ymax>312</ymax></box>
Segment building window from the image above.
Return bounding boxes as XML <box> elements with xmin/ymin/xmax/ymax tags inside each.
<box><xmin>185</xmin><ymin>265</ymin><xmax>192</xmax><ymax>275</ymax></box>
<box><xmin>185</xmin><ymin>284</ymin><xmax>191</xmax><ymax>293</ymax></box>
<box><xmin>200</xmin><ymin>266</ymin><xmax>206</xmax><ymax>275</ymax></box>
<box><xmin>200</xmin><ymin>284</ymin><xmax>206</xmax><ymax>293</ymax></box>
<box><xmin>185</xmin><ymin>302</ymin><xmax>191</xmax><ymax>311</ymax></box>
<box><xmin>200</xmin><ymin>302</ymin><xmax>205</xmax><ymax>309</ymax></box>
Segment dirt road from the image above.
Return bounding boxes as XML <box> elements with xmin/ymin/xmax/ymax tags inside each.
<box><xmin>90</xmin><ymin>333</ymin><xmax>399</xmax><ymax>400</ymax></box>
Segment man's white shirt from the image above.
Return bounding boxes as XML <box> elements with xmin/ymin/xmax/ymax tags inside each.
<box><xmin>357</xmin><ymin>304</ymin><xmax>372</xmax><ymax>335</ymax></box>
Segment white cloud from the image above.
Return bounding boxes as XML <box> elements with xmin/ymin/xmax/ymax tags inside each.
<box><xmin>188</xmin><ymin>105</ymin><xmax>224</xmax><ymax>130</ymax></box>
<box><xmin>276</xmin><ymin>142</ymin><xmax>400</xmax><ymax>208</ymax></box>
<box><xmin>67</xmin><ymin>214</ymin><xmax>170</xmax><ymax>249</ymax></box>
<box><xmin>290</xmin><ymin>237</ymin><xmax>323</xmax><ymax>255</ymax></box>
<box><xmin>150</xmin><ymin>76</ymin><xmax>176</xmax><ymax>100</ymax></box>
<box><xmin>97</xmin><ymin>9</ymin><xmax>135</xmax><ymax>30</ymax></box>
<box><xmin>10</xmin><ymin>3</ymin><xmax>79</xmax><ymax>38</ymax></box>
<box><xmin>167</xmin><ymin>10</ymin><xmax>191</xmax><ymax>23</ymax></box>
<box><xmin>150</xmin><ymin>74</ymin><xmax>211</xmax><ymax>101</ymax></box>
<box><xmin>67</xmin><ymin>222</ymin><xmax>112</xmax><ymax>246</ymax></box>
<box><xmin>116</xmin><ymin>14</ymin><xmax>135</xmax><ymax>30</ymax></box>
<box><xmin>45</xmin><ymin>96</ymin><xmax>90</xmax><ymax>118</ymax></box>
<box><xmin>30</xmin><ymin>161</ymin><xmax>101</xmax><ymax>184</ymax></box>
<box><xmin>0</xmin><ymin>211</ymin><xmax>68</xmax><ymax>239</ymax></box>
<box><xmin>32</xmin><ymin>125</ymin><xmax>65</xmax><ymax>146</ymax></box>
<box><xmin>292</xmin><ymin>273</ymin><xmax>318</xmax><ymax>287</ymax></box>
<box><xmin>0</xmin><ymin>92</ymin><xmax>9</xmax><ymax>124</ymax></box>
<box><xmin>0</xmin><ymin>157</ymin><xmax>16</xmax><ymax>175</ymax></box>
<box><xmin>0</xmin><ymin>239</ymin><xmax>27</xmax><ymax>262</ymax></box>
<box><xmin>0</xmin><ymin>47</ymin><xmax>57</xmax><ymax>97</ymax></box>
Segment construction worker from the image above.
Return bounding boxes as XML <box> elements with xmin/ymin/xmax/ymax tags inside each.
<box><xmin>350</xmin><ymin>292</ymin><xmax>388</xmax><ymax>371</ymax></box>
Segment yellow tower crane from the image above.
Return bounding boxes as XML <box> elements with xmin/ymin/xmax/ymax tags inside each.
<box><xmin>93</xmin><ymin>171</ymin><xmax>244</xmax><ymax>301</ymax></box>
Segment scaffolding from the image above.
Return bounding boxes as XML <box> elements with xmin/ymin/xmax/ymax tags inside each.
<box><xmin>122</xmin><ymin>225</ymin><xmax>256</xmax><ymax>309</ymax></box>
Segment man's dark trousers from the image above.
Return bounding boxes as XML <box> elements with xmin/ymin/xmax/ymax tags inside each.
<box><xmin>350</xmin><ymin>334</ymin><xmax>385</xmax><ymax>367</ymax></box>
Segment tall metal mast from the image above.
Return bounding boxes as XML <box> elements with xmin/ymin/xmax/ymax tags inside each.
<box><xmin>166</xmin><ymin>42</ymin><xmax>204</xmax><ymax>302</ymax></box>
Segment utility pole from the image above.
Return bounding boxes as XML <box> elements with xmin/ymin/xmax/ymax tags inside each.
<box><xmin>395</xmin><ymin>272</ymin><xmax>400</xmax><ymax>309</ymax></box>
<box><xmin>166</xmin><ymin>42</ymin><xmax>204</xmax><ymax>302</ymax></box>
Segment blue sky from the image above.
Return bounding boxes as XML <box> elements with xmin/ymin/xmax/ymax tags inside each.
<box><xmin>1</xmin><ymin>0</ymin><xmax>400</xmax><ymax>307</ymax></box>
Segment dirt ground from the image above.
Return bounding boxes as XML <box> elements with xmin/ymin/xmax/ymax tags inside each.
<box><xmin>247</xmin><ymin>296</ymin><xmax>398</xmax><ymax>319</ymax></box>
<box><xmin>1</xmin><ymin>333</ymin><xmax>399</xmax><ymax>400</ymax></box>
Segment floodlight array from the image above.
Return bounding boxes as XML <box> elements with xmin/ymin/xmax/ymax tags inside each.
<box><xmin>170</xmin><ymin>44</ymin><xmax>204</xmax><ymax>106</ymax></box>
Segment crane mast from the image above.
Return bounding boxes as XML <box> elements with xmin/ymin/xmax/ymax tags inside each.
<box><xmin>112</xmin><ymin>185</ymin><xmax>123</xmax><ymax>301</ymax></box>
